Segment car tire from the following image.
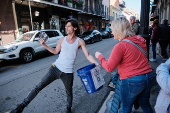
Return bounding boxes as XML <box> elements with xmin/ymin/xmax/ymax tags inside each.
<box><xmin>97</xmin><ymin>36</ymin><xmax>100</xmax><ymax>42</ymax></box>
<box><xmin>109</xmin><ymin>33</ymin><xmax>112</xmax><ymax>38</ymax></box>
<box><xmin>91</xmin><ymin>37</ymin><xmax>94</xmax><ymax>44</ymax></box>
<box><xmin>0</xmin><ymin>60</ymin><xmax>3</xmax><ymax>68</ymax></box>
<box><xmin>20</xmin><ymin>49</ymin><xmax>34</xmax><ymax>63</ymax></box>
<box><xmin>99</xmin><ymin>36</ymin><xmax>102</xmax><ymax>41</ymax></box>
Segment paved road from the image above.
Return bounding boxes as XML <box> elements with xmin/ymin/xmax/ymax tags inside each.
<box><xmin>0</xmin><ymin>38</ymin><xmax>118</xmax><ymax>113</ymax></box>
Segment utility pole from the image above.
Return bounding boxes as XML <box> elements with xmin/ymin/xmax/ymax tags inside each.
<box><xmin>139</xmin><ymin>0</ymin><xmax>150</xmax><ymax>59</ymax></box>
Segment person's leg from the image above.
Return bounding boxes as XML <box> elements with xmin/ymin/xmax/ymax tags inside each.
<box><xmin>110</xmin><ymin>78</ymin><xmax>121</xmax><ymax>113</ymax></box>
<box><xmin>152</xmin><ymin>42</ymin><xmax>157</xmax><ymax>59</ymax></box>
<box><xmin>60</xmin><ymin>72</ymin><xmax>74</xmax><ymax>112</ymax></box>
<box><xmin>10</xmin><ymin>66</ymin><xmax>61</xmax><ymax>113</ymax></box>
<box><xmin>162</xmin><ymin>41</ymin><xmax>169</xmax><ymax>58</ymax></box>
<box><xmin>159</xmin><ymin>40</ymin><xmax>164</xmax><ymax>57</ymax></box>
<box><xmin>120</xmin><ymin>73</ymin><xmax>152</xmax><ymax>113</ymax></box>
<box><xmin>137</xmin><ymin>72</ymin><xmax>154</xmax><ymax>113</ymax></box>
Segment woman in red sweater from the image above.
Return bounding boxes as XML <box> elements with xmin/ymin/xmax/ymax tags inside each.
<box><xmin>95</xmin><ymin>17</ymin><xmax>153</xmax><ymax>113</ymax></box>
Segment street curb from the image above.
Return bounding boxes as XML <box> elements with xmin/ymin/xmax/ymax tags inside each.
<box><xmin>98</xmin><ymin>91</ymin><xmax>114</xmax><ymax>113</ymax></box>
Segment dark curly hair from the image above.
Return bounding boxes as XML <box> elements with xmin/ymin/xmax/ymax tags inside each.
<box><xmin>65</xmin><ymin>19</ymin><xmax>80</xmax><ymax>35</ymax></box>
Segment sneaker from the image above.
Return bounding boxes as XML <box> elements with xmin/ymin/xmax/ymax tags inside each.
<box><xmin>149</xmin><ymin>58</ymin><xmax>157</xmax><ymax>62</ymax></box>
<box><xmin>66</xmin><ymin>107</ymin><xmax>72</xmax><ymax>113</ymax></box>
<box><xmin>10</xmin><ymin>104</ymin><xmax>25</xmax><ymax>113</ymax></box>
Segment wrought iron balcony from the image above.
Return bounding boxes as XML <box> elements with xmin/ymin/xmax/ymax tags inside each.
<box><xmin>33</xmin><ymin>0</ymin><xmax>103</xmax><ymax>16</ymax></box>
<box><xmin>82</xmin><ymin>5</ymin><xmax>103</xmax><ymax>16</ymax></box>
<box><xmin>42</xmin><ymin>0</ymin><xmax>83</xmax><ymax>10</ymax></box>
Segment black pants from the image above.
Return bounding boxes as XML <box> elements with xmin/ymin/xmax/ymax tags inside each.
<box><xmin>22</xmin><ymin>65</ymin><xmax>74</xmax><ymax>108</ymax></box>
<box><xmin>159</xmin><ymin>40</ymin><xmax>169</xmax><ymax>58</ymax></box>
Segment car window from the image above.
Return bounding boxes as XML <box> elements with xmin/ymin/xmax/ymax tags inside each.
<box><xmin>82</xmin><ymin>31</ymin><xmax>92</xmax><ymax>35</ymax></box>
<box><xmin>16</xmin><ymin>32</ymin><xmax>35</xmax><ymax>42</ymax></box>
<box><xmin>35</xmin><ymin>32</ymin><xmax>40</xmax><ymax>38</ymax></box>
<box><xmin>100</xmin><ymin>30</ymin><xmax>105</xmax><ymax>32</ymax></box>
<box><xmin>44</xmin><ymin>31</ymin><xmax>55</xmax><ymax>38</ymax></box>
<box><xmin>54</xmin><ymin>31</ymin><xmax>59</xmax><ymax>36</ymax></box>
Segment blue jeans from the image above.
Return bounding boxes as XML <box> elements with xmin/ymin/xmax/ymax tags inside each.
<box><xmin>120</xmin><ymin>72</ymin><xmax>154</xmax><ymax>113</ymax></box>
<box><xmin>151</xmin><ymin>42</ymin><xmax>157</xmax><ymax>59</ymax></box>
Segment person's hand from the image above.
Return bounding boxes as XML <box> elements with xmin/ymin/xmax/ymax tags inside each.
<box><xmin>39</xmin><ymin>38</ymin><xmax>45</xmax><ymax>45</ymax></box>
<box><xmin>95</xmin><ymin>52</ymin><xmax>102</xmax><ymax>58</ymax></box>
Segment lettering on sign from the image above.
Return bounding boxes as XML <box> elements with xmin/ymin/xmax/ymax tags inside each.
<box><xmin>90</xmin><ymin>66</ymin><xmax>105</xmax><ymax>90</ymax></box>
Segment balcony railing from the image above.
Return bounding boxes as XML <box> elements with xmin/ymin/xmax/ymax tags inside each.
<box><xmin>83</xmin><ymin>5</ymin><xmax>103</xmax><ymax>16</ymax></box>
<box><xmin>42</xmin><ymin>0</ymin><xmax>83</xmax><ymax>10</ymax></box>
<box><xmin>37</xmin><ymin>0</ymin><xmax>103</xmax><ymax>16</ymax></box>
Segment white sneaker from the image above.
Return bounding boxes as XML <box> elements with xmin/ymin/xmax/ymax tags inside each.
<box><xmin>149</xmin><ymin>58</ymin><xmax>157</xmax><ymax>62</ymax></box>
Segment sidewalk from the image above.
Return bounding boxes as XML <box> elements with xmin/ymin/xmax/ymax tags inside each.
<box><xmin>98</xmin><ymin>50</ymin><xmax>166</xmax><ymax>113</ymax></box>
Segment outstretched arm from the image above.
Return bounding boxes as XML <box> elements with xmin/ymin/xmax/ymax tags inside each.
<box><xmin>79</xmin><ymin>39</ymin><xmax>99</xmax><ymax>65</ymax></box>
<box><xmin>40</xmin><ymin>37</ymin><xmax>64</xmax><ymax>54</ymax></box>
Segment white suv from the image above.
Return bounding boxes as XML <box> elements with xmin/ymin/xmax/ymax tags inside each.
<box><xmin>0</xmin><ymin>29</ymin><xmax>63</xmax><ymax>63</ymax></box>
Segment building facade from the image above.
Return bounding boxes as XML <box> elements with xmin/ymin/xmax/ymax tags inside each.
<box><xmin>151</xmin><ymin>0</ymin><xmax>170</xmax><ymax>23</ymax></box>
<box><xmin>0</xmin><ymin>0</ymin><xmax>106</xmax><ymax>42</ymax></box>
<box><xmin>109</xmin><ymin>0</ymin><xmax>125</xmax><ymax>22</ymax></box>
<box><xmin>110</xmin><ymin>0</ymin><xmax>119</xmax><ymax>22</ymax></box>
<box><xmin>122</xmin><ymin>8</ymin><xmax>140</xmax><ymax>21</ymax></box>
<box><xmin>102</xmin><ymin>0</ymin><xmax>110</xmax><ymax>28</ymax></box>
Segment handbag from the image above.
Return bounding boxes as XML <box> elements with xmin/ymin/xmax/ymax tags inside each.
<box><xmin>122</xmin><ymin>39</ymin><xmax>147</xmax><ymax>57</ymax></box>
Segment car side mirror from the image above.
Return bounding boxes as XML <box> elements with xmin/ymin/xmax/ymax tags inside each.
<box><xmin>34</xmin><ymin>37</ymin><xmax>39</xmax><ymax>41</ymax></box>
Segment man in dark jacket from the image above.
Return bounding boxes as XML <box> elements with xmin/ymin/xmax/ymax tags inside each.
<box><xmin>159</xmin><ymin>19</ymin><xmax>170</xmax><ymax>60</ymax></box>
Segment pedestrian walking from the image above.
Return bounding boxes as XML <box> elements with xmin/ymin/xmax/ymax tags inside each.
<box><xmin>155</xmin><ymin>58</ymin><xmax>170</xmax><ymax>113</ymax></box>
<box><xmin>95</xmin><ymin>17</ymin><xmax>154</xmax><ymax>113</ymax></box>
<box><xmin>149</xmin><ymin>19</ymin><xmax>161</xmax><ymax>62</ymax></box>
<box><xmin>9</xmin><ymin>19</ymin><xmax>99</xmax><ymax>113</ymax></box>
<box><xmin>159</xmin><ymin>19</ymin><xmax>170</xmax><ymax>60</ymax></box>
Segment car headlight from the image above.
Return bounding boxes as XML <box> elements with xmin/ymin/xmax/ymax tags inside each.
<box><xmin>4</xmin><ymin>46</ymin><xmax>18</xmax><ymax>53</ymax></box>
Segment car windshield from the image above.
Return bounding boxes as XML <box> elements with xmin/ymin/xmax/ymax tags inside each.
<box><xmin>82</xmin><ymin>31</ymin><xmax>93</xmax><ymax>35</ymax></box>
<box><xmin>16</xmin><ymin>32</ymin><xmax>35</xmax><ymax>42</ymax></box>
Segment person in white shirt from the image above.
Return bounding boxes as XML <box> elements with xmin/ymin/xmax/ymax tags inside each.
<box><xmin>10</xmin><ymin>19</ymin><xmax>98</xmax><ymax>113</ymax></box>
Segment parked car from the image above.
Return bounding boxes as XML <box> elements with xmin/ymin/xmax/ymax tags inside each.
<box><xmin>79</xmin><ymin>30</ymin><xmax>102</xmax><ymax>44</ymax></box>
<box><xmin>0</xmin><ymin>29</ymin><xmax>63</xmax><ymax>63</ymax></box>
<box><xmin>100</xmin><ymin>28</ymin><xmax>112</xmax><ymax>38</ymax></box>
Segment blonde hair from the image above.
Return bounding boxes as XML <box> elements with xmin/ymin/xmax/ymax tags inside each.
<box><xmin>111</xmin><ymin>17</ymin><xmax>135</xmax><ymax>40</ymax></box>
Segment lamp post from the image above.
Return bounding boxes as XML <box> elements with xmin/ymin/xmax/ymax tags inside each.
<box><xmin>139</xmin><ymin>0</ymin><xmax>150</xmax><ymax>59</ymax></box>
